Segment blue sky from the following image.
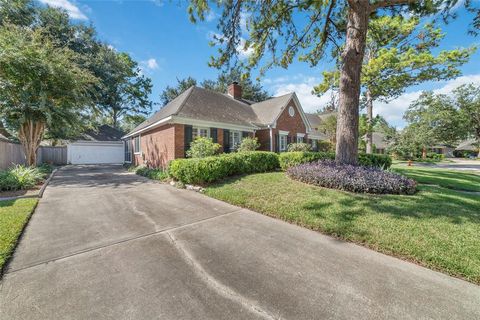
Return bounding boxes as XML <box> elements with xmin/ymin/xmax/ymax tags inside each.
<box><xmin>39</xmin><ymin>0</ymin><xmax>480</xmax><ymax>128</ymax></box>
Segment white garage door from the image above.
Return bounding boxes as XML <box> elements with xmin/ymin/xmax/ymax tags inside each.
<box><xmin>67</xmin><ymin>141</ymin><xmax>124</xmax><ymax>164</ymax></box>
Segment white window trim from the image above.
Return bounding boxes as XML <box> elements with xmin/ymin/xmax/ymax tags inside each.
<box><xmin>192</xmin><ymin>126</ymin><xmax>210</xmax><ymax>140</ymax></box>
<box><xmin>296</xmin><ymin>133</ymin><xmax>305</xmax><ymax>143</ymax></box>
<box><xmin>279</xmin><ymin>133</ymin><xmax>288</xmax><ymax>152</ymax></box>
<box><xmin>279</xmin><ymin>130</ymin><xmax>289</xmax><ymax>135</ymax></box>
<box><xmin>133</xmin><ymin>135</ymin><xmax>141</xmax><ymax>154</ymax></box>
<box><xmin>230</xmin><ymin>130</ymin><xmax>242</xmax><ymax>151</ymax></box>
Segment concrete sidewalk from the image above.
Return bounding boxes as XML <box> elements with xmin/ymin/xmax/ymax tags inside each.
<box><xmin>1</xmin><ymin>165</ymin><xmax>479</xmax><ymax>319</ymax></box>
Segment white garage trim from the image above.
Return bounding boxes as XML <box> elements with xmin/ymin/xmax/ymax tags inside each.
<box><xmin>67</xmin><ymin>141</ymin><xmax>124</xmax><ymax>165</ymax></box>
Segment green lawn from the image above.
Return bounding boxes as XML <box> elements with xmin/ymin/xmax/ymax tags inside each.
<box><xmin>205</xmin><ymin>172</ymin><xmax>480</xmax><ymax>284</ymax></box>
<box><xmin>392</xmin><ymin>166</ymin><xmax>480</xmax><ymax>192</ymax></box>
<box><xmin>0</xmin><ymin>199</ymin><xmax>37</xmax><ymax>271</ymax></box>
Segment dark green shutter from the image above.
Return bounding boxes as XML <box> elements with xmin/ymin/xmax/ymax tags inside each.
<box><xmin>211</xmin><ymin>128</ymin><xmax>218</xmax><ymax>143</ymax></box>
<box><xmin>242</xmin><ymin>131</ymin><xmax>249</xmax><ymax>138</ymax></box>
<box><xmin>275</xmin><ymin>134</ymin><xmax>279</xmax><ymax>152</ymax></box>
<box><xmin>184</xmin><ymin>125</ymin><xmax>193</xmax><ymax>157</ymax></box>
<box><xmin>287</xmin><ymin>135</ymin><xmax>291</xmax><ymax>145</ymax></box>
<box><xmin>223</xmin><ymin>129</ymin><xmax>230</xmax><ymax>153</ymax></box>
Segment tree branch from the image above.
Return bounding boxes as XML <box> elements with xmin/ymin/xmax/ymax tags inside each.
<box><xmin>370</xmin><ymin>0</ymin><xmax>416</xmax><ymax>12</ymax></box>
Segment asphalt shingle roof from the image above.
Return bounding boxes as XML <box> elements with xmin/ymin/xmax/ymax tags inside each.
<box><xmin>249</xmin><ymin>93</ymin><xmax>294</xmax><ymax>125</ymax></box>
<box><xmin>127</xmin><ymin>86</ymin><xmax>298</xmax><ymax>136</ymax></box>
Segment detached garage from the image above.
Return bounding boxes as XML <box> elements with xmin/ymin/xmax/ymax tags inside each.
<box><xmin>66</xmin><ymin>125</ymin><xmax>126</xmax><ymax>165</ymax></box>
<box><xmin>67</xmin><ymin>141</ymin><xmax>124</xmax><ymax>164</ymax></box>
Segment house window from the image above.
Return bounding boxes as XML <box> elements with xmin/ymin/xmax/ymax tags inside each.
<box><xmin>311</xmin><ymin>139</ymin><xmax>317</xmax><ymax>150</ymax></box>
<box><xmin>192</xmin><ymin>127</ymin><xmax>210</xmax><ymax>140</ymax></box>
<box><xmin>279</xmin><ymin>134</ymin><xmax>288</xmax><ymax>152</ymax></box>
<box><xmin>134</xmin><ymin>135</ymin><xmax>141</xmax><ymax>154</ymax></box>
<box><xmin>288</xmin><ymin>106</ymin><xmax>295</xmax><ymax>117</ymax></box>
<box><xmin>124</xmin><ymin>139</ymin><xmax>132</xmax><ymax>162</ymax></box>
<box><xmin>230</xmin><ymin>130</ymin><xmax>242</xmax><ymax>151</ymax></box>
<box><xmin>297</xmin><ymin>133</ymin><xmax>305</xmax><ymax>143</ymax></box>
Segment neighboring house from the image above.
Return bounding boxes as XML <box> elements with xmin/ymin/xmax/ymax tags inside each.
<box><xmin>67</xmin><ymin>125</ymin><xmax>126</xmax><ymax>165</ymax></box>
<box><xmin>455</xmin><ymin>138</ymin><xmax>479</xmax><ymax>157</ymax></box>
<box><xmin>428</xmin><ymin>144</ymin><xmax>455</xmax><ymax>157</ymax></box>
<box><xmin>305</xmin><ymin>113</ymin><xmax>329</xmax><ymax>150</ymax></box>
<box><xmin>362</xmin><ymin>132</ymin><xmax>389</xmax><ymax>154</ymax></box>
<box><xmin>123</xmin><ymin>82</ymin><xmax>327</xmax><ymax>168</ymax></box>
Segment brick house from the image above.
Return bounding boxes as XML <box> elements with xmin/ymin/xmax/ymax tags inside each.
<box><xmin>123</xmin><ymin>82</ymin><xmax>326</xmax><ymax>168</ymax></box>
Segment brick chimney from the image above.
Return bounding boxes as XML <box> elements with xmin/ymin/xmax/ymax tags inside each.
<box><xmin>227</xmin><ymin>82</ymin><xmax>242</xmax><ymax>100</ymax></box>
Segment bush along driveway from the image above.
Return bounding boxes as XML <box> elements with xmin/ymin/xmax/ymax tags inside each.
<box><xmin>1</xmin><ymin>165</ymin><xmax>479</xmax><ymax>320</ymax></box>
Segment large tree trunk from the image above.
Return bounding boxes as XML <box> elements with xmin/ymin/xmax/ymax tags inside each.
<box><xmin>335</xmin><ymin>1</ymin><xmax>370</xmax><ymax>164</ymax></box>
<box><xmin>365</xmin><ymin>88</ymin><xmax>373</xmax><ymax>154</ymax></box>
<box><xmin>18</xmin><ymin>120</ymin><xmax>45</xmax><ymax>167</ymax></box>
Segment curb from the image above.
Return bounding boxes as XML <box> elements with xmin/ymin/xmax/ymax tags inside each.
<box><xmin>38</xmin><ymin>168</ymin><xmax>58</xmax><ymax>198</ymax></box>
<box><xmin>0</xmin><ymin>168</ymin><xmax>58</xmax><ymax>201</ymax></box>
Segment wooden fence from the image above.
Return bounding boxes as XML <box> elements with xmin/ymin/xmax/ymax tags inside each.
<box><xmin>0</xmin><ymin>138</ymin><xmax>67</xmax><ymax>169</ymax></box>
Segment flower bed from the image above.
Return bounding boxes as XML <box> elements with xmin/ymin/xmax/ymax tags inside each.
<box><xmin>287</xmin><ymin>160</ymin><xmax>416</xmax><ymax>194</ymax></box>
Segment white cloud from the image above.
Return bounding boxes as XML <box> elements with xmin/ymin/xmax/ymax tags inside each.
<box><xmin>146</xmin><ymin>58</ymin><xmax>159</xmax><ymax>70</ymax></box>
<box><xmin>236</xmin><ymin>38</ymin><xmax>254</xmax><ymax>59</ymax></box>
<box><xmin>375</xmin><ymin>74</ymin><xmax>480</xmax><ymax>128</ymax></box>
<box><xmin>269</xmin><ymin>75</ymin><xmax>329</xmax><ymax>113</ymax></box>
<box><xmin>150</xmin><ymin>0</ymin><xmax>164</xmax><ymax>7</ymax></box>
<box><xmin>38</xmin><ymin>0</ymin><xmax>88</xmax><ymax>20</ymax></box>
<box><xmin>205</xmin><ymin>10</ymin><xmax>217</xmax><ymax>22</ymax></box>
<box><xmin>268</xmin><ymin>73</ymin><xmax>480</xmax><ymax>128</ymax></box>
<box><xmin>240</xmin><ymin>11</ymin><xmax>250</xmax><ymax>34</ymax></box>
<box><xmin>207</xmin><ymin>31</ymin><xmax>253</xmax><ymax>59</ymax></box>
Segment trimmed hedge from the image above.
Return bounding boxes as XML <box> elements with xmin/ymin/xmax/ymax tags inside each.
<box><xmin>358</xmin><ymin>153</ymin><xmax>392</xmax><ymax>169</ymax></box>
<box><xmin>168</xmin><ymin>151</ymin><xmax>279</xmax><ymax>184</ymax></box>
<box><xmin>279</xmin><ymin>151</ymin><xmax>335</xmax><ymax>170</ymax></box>
<box><xmin>287</xmin><ymin>160</ymin><xmax>416</xmax><ymax>195</ymax></box>
<box><xmin>279</xmin><ymin>152</ymin><xmax>391</xmax><ymax>170</ymax></box>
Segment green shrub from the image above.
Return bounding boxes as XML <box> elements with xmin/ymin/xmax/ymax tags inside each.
<box><xmin>134</xmin><ymin>166</ymin><xmax>168</xmax><ymax>181</ymax></box>
<box><xmin>168</xmin><ymin>151</ymin><xmax>279</xmax><ymax>184</ymax></box>
<box><xmin>237</xmin><ymin>137</ymin><xmax>260</xmax><ymax>152</ymax></box>
<box><xmin>426</xmin><ymin>152</ymin><xmax>445</xmax><ymax>161</ymax></box>
<box><xmin>279</xmin><ymin>152</ymin><xmax>335</xmax><ymax>170</ymax></box>
<box><xmin>279</xmin><ymin>152</ymin><xmax>392</xmax><ymax>170</ymax></box>
<box><xmin>317</xmin><ymin>140</ymin><xmax>333</xmax><ymax>152</ymax></box>
<box><xmin>358</xmin><ymin>153</ymin><xmax>392</xmax><ymax>169</ymax></box>
<box><xmin>287</xmin><ymin>143</ymin><xmax>311</xmax><ymax>152</ymax></box>
<box><xmin>186</xmin><ymin>137</ymin><xmax>221</xmax><ymax>158</ymax></box>
<box><xmin>0</xmin><ymin>165</ymin><xmax>45</xmax><ymax>191</ymax></box>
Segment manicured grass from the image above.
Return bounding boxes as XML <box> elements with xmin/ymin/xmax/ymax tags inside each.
<box><xmin>392</xmin><ymin>166</ymin><xmax>480</xmax><ymax>192</ymax></box>
<box><xmin>205</xmin><ymin>172</ymin><xmax>480</xmax><ymax>284</ymax></box>
<box><xmin>0</xmin><ymin>199</ymin><xmax>38</xmax><ymax>271</ymax></box>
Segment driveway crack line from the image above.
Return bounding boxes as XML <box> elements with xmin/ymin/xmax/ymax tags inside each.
<box><xmin>165</xmin><ymin>232</ymin><xmax>277</xmax><ymax>320</ymax></box>
<box><xmin>5</xmin><ymin>209</ymin><xmax>244</xmax><ymax>275</ymax></box>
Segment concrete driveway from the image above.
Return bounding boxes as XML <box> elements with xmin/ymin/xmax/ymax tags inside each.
<box><xmin>1</xmin><ymin>165</ymin><xmax>479</xmax><ymax>319</ymax></box>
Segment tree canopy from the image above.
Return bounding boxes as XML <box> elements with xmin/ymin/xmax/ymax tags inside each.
<box><xmin>315</xmin><ymin>15</ymin><xmax>473</xmax><ymax>153</ymax></box>
<box><xmin>160</xmin><ymin>68</ymin><xmax>270</xmax><ymax>105</ymax></box>
<box><xmin>0</xmin><ymin>24</ymin><xmax>96</xmax><ymax>164</ymax></box>
<box><xmin>188</xmin><ymin>0</ymin><xmax>475</xmax><ymax>164</ymax></box>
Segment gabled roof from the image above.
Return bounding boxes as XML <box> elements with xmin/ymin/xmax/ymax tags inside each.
<box><xmin>175</xmin><ymin>86</ymin><xmax>261</xmax><ymax>126</ymax></box>
<box><xmin>250</xmin><ymin>93</ymin><xmax>294</xmax><ymax>125</ymax></box>
<box><xmin>125</xmin><ymin>86</ymin><xmax>311</xmax><ymax>137</ymax></box>
<box><xmin>455</xmin><ymin>138</ymin><xmax>478</xmax><ymax>151</ymax></box>
<box><xmin>80</xmin><ymin>125</ymin><xmax>125</xmax><ymax>142</ymax></box>
<box><xmin>362</xmin><ymin>132</ymin><xmax>388</xmax><ymax>149</ymax></box>
<box><xmin>305</xmin><ymin>113</ymin><xmax>322</xmax><ymax>128</ymax></box>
